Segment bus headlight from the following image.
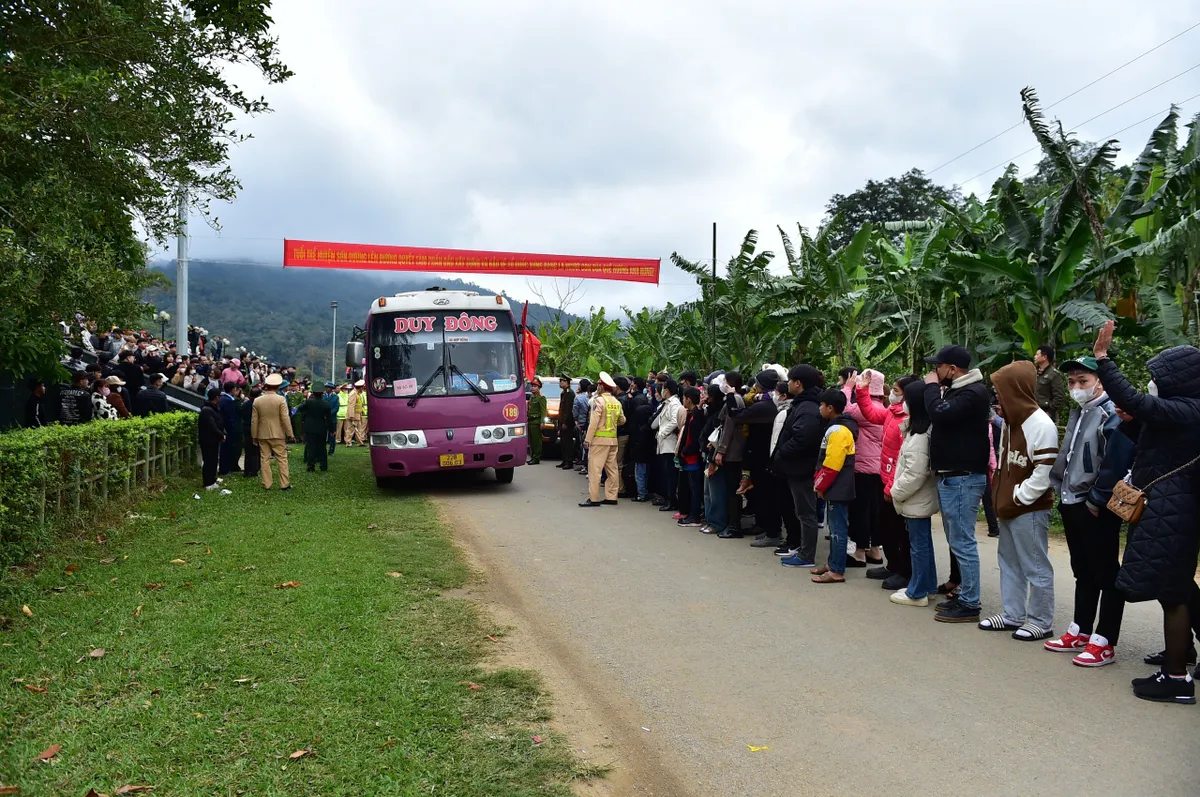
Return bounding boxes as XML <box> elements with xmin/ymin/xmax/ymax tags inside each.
<box><xmin>493</xmin><ymin>427</ymin><xmax>505</xmax><ymax>440</ymax></box>
<box><xmin>481</xmin><ymin>428</ymin><xmax>492</xmax><ymax>439</ymax></box>
<box><xmin>370</xmin><ymin>431</ymin><xmax>428</xmax><ymax>449</ymax></box>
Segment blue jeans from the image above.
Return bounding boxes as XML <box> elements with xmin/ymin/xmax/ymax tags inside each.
<box><xmin>634</xmin><ymin>463</ymin><xmax>649</xmax><ymax>499</ymax></box>
<box><xmin>905</xmin><ymin>516</ymin><xmax>938</xmax><ymax>599</ymax></box>
<box><xmin>937</xmin><ymin>474</ymin><xmax>987</xmax><ymax>610</ymax></box>
<box><xmin>825</xmin><ymin>501</ymin><xmax>850</xmax><ymax>574</ymax></box>
<box><xmin>707</xmin><ymin>468</ymin><xmax>728</xmax><ymax>531</ymax></box>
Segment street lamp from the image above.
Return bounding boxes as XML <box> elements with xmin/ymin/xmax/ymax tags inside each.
<box><xmin>155</xmin><ymin>310</ymin><xmax>171</xmax><ymax>341</ymax></box>
<box><xmin>330</xmin><ymin>301</ymin><xmax>338</xmax><ymax>382</ymax></box>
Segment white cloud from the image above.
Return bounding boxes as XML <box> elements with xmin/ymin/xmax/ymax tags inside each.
<box><xmin>180</xmin><ymin>0</ymin><xmax>1200</xmax><ymax>312</ymax></box>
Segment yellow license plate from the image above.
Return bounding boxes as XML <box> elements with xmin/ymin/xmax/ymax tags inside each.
<box><xmin>439</xmin><ymin>454</ymin><xmax>464</xmax><ymax>467</ymax></box>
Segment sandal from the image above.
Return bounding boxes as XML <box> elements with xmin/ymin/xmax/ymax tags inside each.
<box><xmin>810</xmin><ymin>565</ymin><xmax>829</xmax><ymax>576</ymax></box>
<box><xmin>811</xmin><ymin>571</ymin><xmax>846</xmax><ymax>584</ymax></box>
<box><xmin>1013</xmin><ymin>623</ymin><xmax>1053</xmax><ymax>641</ymax></box>
<box><xmin>978</xmin><ymin>614</ymin><xmax>1021</xmax><ymax>631</ymax></box>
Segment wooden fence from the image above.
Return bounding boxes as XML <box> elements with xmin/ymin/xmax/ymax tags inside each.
<box><xmin>37</xmin><ymin>428</ymin><xmax>197</xmax><ymax>527</ymax></box>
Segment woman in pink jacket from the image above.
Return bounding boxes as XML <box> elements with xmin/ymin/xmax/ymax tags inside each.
<box><xmin>854</xmin><ymin>371</ymin><xmax>921</xmax><ymax>590</ymax></box>
<box><xmin>840</xmin><ymin>369</ymin><xmax>887</xmax><ymax>567</ymax></box>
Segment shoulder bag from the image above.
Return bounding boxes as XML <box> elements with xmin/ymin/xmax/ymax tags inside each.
<box><xmin>1108</xmin><ymin>454</ymin><xmax>1200</xmax><ymax>524</ymax></box>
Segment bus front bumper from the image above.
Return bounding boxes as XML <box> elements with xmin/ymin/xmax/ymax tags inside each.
<box><xmin>369</xmin><ymin>435</ymin><xmax>526</xmax><ymax>476</ymax></box>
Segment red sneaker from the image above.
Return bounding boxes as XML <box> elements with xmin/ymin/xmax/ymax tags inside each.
<box><xmin>1073</xmin><ymin>642</ymin><xmax>1116</xmax><ymax>667</ymax></box>
<box><xmin>1044</xmin><ymin>631</ymin><xmax>1090</xmax><ymax>652</ymax></box>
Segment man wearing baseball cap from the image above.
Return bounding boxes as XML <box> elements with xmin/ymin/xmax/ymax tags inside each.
<box><xmin>579</xmin><ymin>372</ymin><xmax>626</xmax><ymax>507</ymax></box>
<box><xmin>922</xmin><ymin>345</ymin><xmax>990</xmax><ymax>623</ymax></box>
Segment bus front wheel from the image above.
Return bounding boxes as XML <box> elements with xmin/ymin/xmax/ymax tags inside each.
<box><xmin>376</xmin><ymin>476</ymin><xmax>393</xmax><ymax>489</ymax></box>
<box><xmin>495</xmin><ymin>467</ymin><xmax>514</xmax><ymax>484</ymax></box>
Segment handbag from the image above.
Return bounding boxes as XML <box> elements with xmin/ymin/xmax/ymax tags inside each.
<box><xmin>1107</xmin><ymin>454</ymin><xmax>1200</xmax><ymax>524</ymax></box>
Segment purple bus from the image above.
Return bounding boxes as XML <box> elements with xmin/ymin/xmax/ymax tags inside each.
<box><xmin>346</xmin><ymin>289</ymin><xmax>527</xmax><ymax>486</ymax></box>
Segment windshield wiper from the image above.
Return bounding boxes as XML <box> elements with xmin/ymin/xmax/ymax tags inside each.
<box><xmin>407</xmin><ymin>364</ymin><xmax>446</xmax><ymax>407</ymax></box>
<box><xmin>450</xmin><ymin>363</ymin><xmax>491</xmax><ymax>403</ymax></box>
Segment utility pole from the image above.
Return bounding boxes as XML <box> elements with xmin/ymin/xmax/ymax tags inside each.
<box><xmin>330</xmin><ymin>301</ymin><xmax>338</xmax><ymax>382</ymax></box>
<box><xmin>711</xmin><ymin>222</ymin><xmax>717</xmax><ymax>349</ymax></box>
<box><xmin>175</xmin><ymin>189</ymin><xmax>188</xmax><ymax>352</ymax></box>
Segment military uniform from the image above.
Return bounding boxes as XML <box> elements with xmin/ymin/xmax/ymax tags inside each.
<box><xmin>300</xmin><ymin>393</ymin><xmax>335</xmax><ymax>471</ymax></box>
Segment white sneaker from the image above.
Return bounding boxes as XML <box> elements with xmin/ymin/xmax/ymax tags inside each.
<box><xmin>205</xmin><ymin>484</ymin><xmax>219</xmax><ymax>491</ymax></box>
<box><xmin>889</xmin><ymin>589</ymin><xmax>929</xmax><ymax>607</ymax></box>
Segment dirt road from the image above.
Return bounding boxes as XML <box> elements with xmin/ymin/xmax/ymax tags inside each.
<box><xmin>430</xmin><ymin>463</ymin><xmax>1199</xmax><ymax>797</ymax></box>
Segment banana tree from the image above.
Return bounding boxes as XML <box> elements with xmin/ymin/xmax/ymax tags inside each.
<box><xmin>772</xmin><ymin>216</ymin><xmax>874</xmax><ymax>367</ymax></box>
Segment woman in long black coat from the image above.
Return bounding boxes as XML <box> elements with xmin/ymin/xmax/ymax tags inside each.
<box><xmin>198</xmin><ymin>387</ymin><xmax>226</xmax><ymax>490</ymax></box>
<box><xmin>1094</xmin><ymin>321</ymin><xmax>1200</xmax><ymax>702</ymax></box>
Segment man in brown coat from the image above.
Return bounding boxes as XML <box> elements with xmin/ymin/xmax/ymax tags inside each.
<box><xmin>252</xmin><ymin>373</ymin><xmax>295</xmax><ymax>489</ymax></box>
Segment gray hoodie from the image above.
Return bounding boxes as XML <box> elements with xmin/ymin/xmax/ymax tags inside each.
<box><xmin>1050</xmin><ymin>391</ymin><xmax>1120</xmax><ymax>505</ymax></box>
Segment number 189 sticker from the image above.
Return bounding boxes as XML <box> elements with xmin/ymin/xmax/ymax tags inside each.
<box><xmin>502</xmin><ymin>404</ymin><xmax>519</xmax><ymax>421</ymax></box>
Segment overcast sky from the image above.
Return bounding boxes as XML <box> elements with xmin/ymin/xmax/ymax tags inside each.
<box><xmin>174</xmin><ymin>0</ymin><xmax>1200</xmax><ymax>315</ymax></box>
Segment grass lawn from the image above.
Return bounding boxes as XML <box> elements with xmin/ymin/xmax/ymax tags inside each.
<box><xmin>1</xmin><ymin>446</ymin><xmax>592</xmax><ymax>796</ymax></box>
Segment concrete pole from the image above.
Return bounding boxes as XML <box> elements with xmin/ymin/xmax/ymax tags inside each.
<box><xmin>330</xmin><ymin>301</ymin><xmax>338</xmax><ymax>382</ymax></box>
<box><xmin>175</xmin><ymin>190</ymin><xmax>189</xmax><ymax>351</ymax></box>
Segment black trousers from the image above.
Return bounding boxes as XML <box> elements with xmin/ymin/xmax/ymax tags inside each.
<box><xmin>658</xmin><ymin>453</ymin><xmax>678</xmax><ymax>508</ymax></box>
<box><xmin>559</xmin><ymin>422</ymin><xmax>574</xmax><ymax>465</ymax></box>
<box><xmin>242</xmin><ymin>433</ymin><xmax>260</xmax><ymax>477</ymax></box>
<box><xmin>721</xmin><ymin>461</ymin><xmax>743</xmax><ymax>533</ymax></box>
<box><xmin>1061</xmin><ymin>501</ymin><xmax>1126</xmax><ymax>644</ymax></box>
<box><xmin>219</xmin><ymin>435</ymin><xmax>241</xmax><ymax>475</ymax></box>
<box><xmin>200</xmin><ymin>440</ymin><xmax>219</xmax><ymax>487</ymax></box>
<box><xmin>849</xmin><ymin>472</ymin><xmax>883</xmax><ymax>549</ymax></box>
<box><xmin>305</xmin><ymin>435</ymin><xmax>328</xmax><ymax>470</ymax></box>
<box><xmin>981</xmin><ymin>474</ymin><xmax>1000</xmax><ymax>534</ymax></box>
<box><xmin>787</xmin><ymin>476</ymin><xmax>820</xmax><ymax>563</ymax></box>
<box><xmin>879</xmin><ymin>498</ymin><xmax>912</xmax><ymax>577</ymax></box>
<box><xmin>756</xmin><ymin>472</ymin><xmax>800</xmax><ymax>541</ymax></box>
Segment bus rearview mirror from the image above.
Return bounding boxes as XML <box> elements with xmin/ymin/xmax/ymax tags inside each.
<box><xmin>345</xmin><ymin>341</ymin><xmax>365</xmax><ymax>369</ymax></box>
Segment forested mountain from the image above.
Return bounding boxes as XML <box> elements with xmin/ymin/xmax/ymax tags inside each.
<box><xmin>143</xmin><ymin>260</ymin><xmax>572</xmax><ymax>379</ymax></box>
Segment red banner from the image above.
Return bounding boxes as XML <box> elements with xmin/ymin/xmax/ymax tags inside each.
<box><xmin>283</xmin><ymin>239</ymin><xmax>659</xmax><ymax>284</ymax></box>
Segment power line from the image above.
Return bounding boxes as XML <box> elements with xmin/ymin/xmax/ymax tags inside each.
<box><xmin>957</xmin><ymin>88</ymin><xmax>1200</xmax><ymax>188</ymax></box>
<box><xmin>926</xmin><ymin>20</ymin><xmax>1200</xmax><ymax>176</ymax></box>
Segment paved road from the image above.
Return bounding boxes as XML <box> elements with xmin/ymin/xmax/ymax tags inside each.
<box><xmin>429</xmin><ymin>463</ymin><xmax>1199</xmax><ymax>797</ymax></box>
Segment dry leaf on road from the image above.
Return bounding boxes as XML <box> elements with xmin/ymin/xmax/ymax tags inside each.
<box><xmin>65</xmin><ymin>564</ymin><xmax>80</xmax><ymax>574</ymax></box>
<box><xmin>21</xmin><ymin>605</ymin><xmax>32</xmax><ymax>617</ymax></box>
<box><xmin>273</xmin><ymin>581</ymin><xmax>302</xmax><ymax>589</ymax></box>
<box><xmin>23</xmin><ymin>684</ymin><xmax>46</xmax><ymax>694</ymax></box>
<box><xmin>114</xmin><ymin>785</ymin><xmax>154</xmax><ymax>794</ymax></box>
<box><xmin>288</xmin><ymin>749</ymin><xmax>309</xmax><ymax>760</ymax></box>
<box><xmin>89</xmin><ymin>648</ymin><xmax>106</xmax><ymax>659</ymax></box>
<box><xmin>35</xmin><ymin>744</ymin><xmax>61</xmax><ymax>761</ymax></box>
<box><xmin>169</xmin><ymin>559</ymin><xmax>187</xmax><ymax>565</ymax></box>
<box><xmin>133</xmin><ymin>605</ymin><xmax>143</xmax><ymax>618</ymax></box>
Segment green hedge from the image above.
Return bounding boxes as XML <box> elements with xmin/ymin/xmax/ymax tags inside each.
<box><xmin>0</xmin><ymin>412</ymin><xmax>196</xmax><ymax>571</ymax></box>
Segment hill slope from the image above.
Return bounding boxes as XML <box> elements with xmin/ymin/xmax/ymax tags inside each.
<box><xmin>144</xmin><ymin>260</ymin><xmax>572</xmax><ymax>376</ymax></box>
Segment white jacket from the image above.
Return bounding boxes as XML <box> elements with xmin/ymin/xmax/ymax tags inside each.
<box><xmin>651</xmin><ymin>395</ymin><xmax>684</xmax><ymax>455</ymax></box>
<box><xmin>889</xmin><ymin>420</ymin><xmax>939</xmax><ymax>519</ymax></box>
<box><xmin>769</xmin><ymin>397</ymin><xmax>793</xmax><ymax>454</ymax></box>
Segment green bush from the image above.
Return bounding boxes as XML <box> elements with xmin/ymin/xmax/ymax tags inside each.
<box><xmin>0</xmin><ymin>412</ymin><xmax>195</xmax><ymax>571</ymax></box>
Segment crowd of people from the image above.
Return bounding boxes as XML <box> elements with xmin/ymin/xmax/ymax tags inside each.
<box><xmin>550</xmin><ymin>322</ymin><xmax>1200</xmax><ymax>706</ymax></box>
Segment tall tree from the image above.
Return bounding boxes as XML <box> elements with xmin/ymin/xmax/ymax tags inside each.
<box><xmin>0</xmin><ymin>1</ymin><xmax>291</xmax><ymax>377</ymax></box>
<box><xmin>824</xmin><ymin>168</ymin><xmax>960</xmax><ymax>249</ymax></box>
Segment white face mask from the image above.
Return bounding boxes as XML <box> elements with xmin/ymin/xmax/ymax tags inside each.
<box><xmin>889</xmin><ymin>393</ymin><xmax>903</xmax><ymax>406</ymax></box>
<box><xmin>1148</xmin><ymin>380</ymin><xmax>1159</xmax><ymax>397</ymax></box>
<box><xmin>1070</xmin><ymin>388</ymin><xmax>1094</xmax><ymax>407</ymax></box>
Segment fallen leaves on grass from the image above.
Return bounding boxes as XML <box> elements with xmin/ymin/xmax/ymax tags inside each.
<box><xmin>273</xmin><ymin>581</ymin><xmax>302</xmax><ymax>589</ymax></box>
<box><xmin>89</xmin><ymin>648</ymin><xmax>106</xmax><ymax>659</ymax></box>
<box><xmin>114</xmin><ymin>785</ymin><xmax>154</xmax><ymax>794</ymax></box>
<box><xmin>35</xmin><ymin>744</ymin><xmax>61</xmax><ymax>761</ymax></box>
<box><xmin>0</xmin><ymin>784</ymin><xmax>19</xmax><ymax>794</ymax></box>
<box><xmin>23</xmin><ymin>684</ymin><xmax>46</xmax><ymax>694</ymax></box>
<box><xmin>367</xmin><ymin>524</ymin><xmax>378</xmax><ymax>530</ymax></box>
<box><xmin>21</xmin><ymin>605</ymin><xmax>32</xmax><ymax>617</ymax></box>
<box><xmin>485</xmin><ymin>635</ymin><xmax>499</xmax><ymax>643</ymax></box>
<box><xmin>531</xmin><ymin>735</ymin><xmax>544</xmax><ymax>745</ymax></box>
<box><xmin>233</xmin><ymin>678</ymin><xmax>252</xmax><ymax>684</ymax></box>
<box><xmin>99</xmin><ymin>558</ymin><xmax>115</xmax><ymax>565</ymax></box>
<box><xmin>169</xmin><ymin>559</ymin><xmax>187</xmax><ymax>565</ymax></box>
<box><xmin>384</xmin><ymin>572</ymin><xmax>403</xmax><ymax>578</ymax></box>
<box><xmin>205</xmin><ymin>547</ymin><xmax>212</xmax><ymax>555</ymax></box>
<box><xmin>95</xmin><ymin>534</ymin><xmax>107</xmax><ymax>544</ymax></box>
<box><xmin>184</xmin><ymin>541</ymin><xmax>203</xmax><ymax>545</ymax></box>
<box><xmin>133</xmin><ymin>605</ymin><xmax>143</xmax><ymax>618</ymax></box>
<box><xmin>377</xmin><ymin>738</ymin><xmax>396</xmax><ymax>750</ymax></box>
<box><xmin>142</xmin><ymin>584</ymin><xmax>163</xmax><ymax>590</ymax></box>
<box><xmin>65</xmin><ymin>564</ymin><xmax>80</xmax><ymax>574</ymax></box>
<box><xmin>288</xmin><ymin>749</ymin><xmax>310</xmax><ymax>760</ymax></box>
<box><xmin>465</xmin><ymin>682</ymin><xmax>483</xmax><ymax>691</ymax></box>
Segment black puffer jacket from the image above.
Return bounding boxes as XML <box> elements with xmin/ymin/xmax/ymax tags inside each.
<box><xmin>1097</xmin><ymin>349</ymin><xmax>1200</xmax><ymax>603</ymax></box>
<box><xmin>770</xmin><ymin>387</ymin><xmax>824</xmax><ymax>479</ymax></box>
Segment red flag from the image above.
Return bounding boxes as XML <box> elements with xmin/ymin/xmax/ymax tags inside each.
<box><xmin>520</xmin><ymin>302</ymin><xmax>539</xmax><ymax>380</ymax></box>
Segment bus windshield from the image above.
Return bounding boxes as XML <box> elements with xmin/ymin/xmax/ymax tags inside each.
<box><xmin>368</xmin><ymin>310</ymin><xmax>520</xmax><ymax>399</ymax></box>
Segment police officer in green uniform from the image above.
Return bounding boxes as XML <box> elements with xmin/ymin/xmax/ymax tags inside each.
<box><xmin>299</xmin><ymin>388</ymin><xmax>334</xmax><ymax>471</ymax></box>
<box><xmin>527</xmin><ymin>377</ymin><xmax>547</xmax><ymax>464</ymax></box>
